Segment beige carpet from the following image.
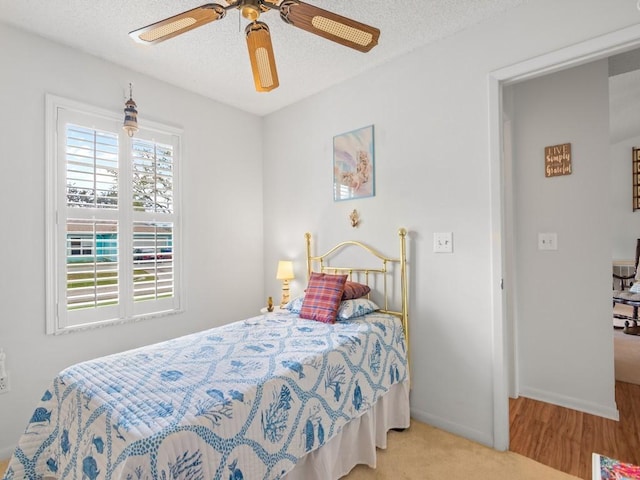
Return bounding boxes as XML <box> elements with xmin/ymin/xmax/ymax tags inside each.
<box><xmin>0</xmin><ymin>421</ymin><xmax>578</xmax><ymax>480</ymax></box>
<box><xmin>344</xmin><ymin>421</ymin><xmax>579</xmax><ymax>479</ymax></box>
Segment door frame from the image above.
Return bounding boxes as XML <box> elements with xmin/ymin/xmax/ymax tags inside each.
<box><xmin>488</xmin><ymin>23</ymin><xmax>640</xmax><ymax>451</ymax></box>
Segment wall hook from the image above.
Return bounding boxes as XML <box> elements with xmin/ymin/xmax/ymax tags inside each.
<box><xmin>349</xmin><ymin>209</ymin><xmax>360</xmax><ymax>228</ymax></box>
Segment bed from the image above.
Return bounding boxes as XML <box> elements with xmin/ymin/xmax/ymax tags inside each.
<box><xmin>4</xmin><ymin>229</ymin><xmax>410</xmax><ymax>480</ymax></box>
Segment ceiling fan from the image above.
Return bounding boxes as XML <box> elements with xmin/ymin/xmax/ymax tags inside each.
<box><xmin>129</xmin><ymin>0</ymin><xmax>380</xmax><ymax>92</ymax></box>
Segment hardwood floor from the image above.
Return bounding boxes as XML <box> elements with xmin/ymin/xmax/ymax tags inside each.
<box><xmin>510</xmin><ymin>380</ymin><xmax>640</xmax><ymax>480</ymax></box>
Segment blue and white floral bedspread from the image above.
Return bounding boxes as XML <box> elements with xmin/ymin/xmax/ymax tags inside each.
<box><xmin>4</xmin><ymin>311</ymin><xmax>408</xmax><ymax>480</ymax></box>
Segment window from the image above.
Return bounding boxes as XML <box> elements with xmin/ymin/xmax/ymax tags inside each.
<box><xmin>46</xmin><ymin>95</ymin><xmax>182</xmax><ymax>333</ymax></box>
<box><xmin>69</xmin><ymin>236</ymin><xmax>94</xmax><ymax>256</ymax></box>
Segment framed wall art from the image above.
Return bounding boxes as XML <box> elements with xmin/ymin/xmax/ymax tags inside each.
<box><xmin>634</xmin><ymin>147</ymin><xmax>640</xmax><ymax>211</ymax></box>
<box><xmin>333</xmin><ymin>124</ymin><xmax>375</xmax><ymax>201</ymax></box>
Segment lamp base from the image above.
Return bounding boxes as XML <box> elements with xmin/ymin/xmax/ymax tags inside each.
<box><xmin>280</xmin><ymin>280</ymin><xmax>291</xmax><ymax>308</ymax></box>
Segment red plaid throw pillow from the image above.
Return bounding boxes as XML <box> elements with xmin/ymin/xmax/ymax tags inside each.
<box><xmin>300</xmin><ymin>272</ymin><xmax>348</xmax><ymax>323</ymax></box>
<box><xmin>341</xmin><ymin>281</ymin><xmax>371</xmax><ymax>300</ymax></box>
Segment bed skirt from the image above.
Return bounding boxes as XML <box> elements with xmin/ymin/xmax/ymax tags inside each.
<box><xmin>285</xmin><ymin>380</ymin><xmax>410</xmax><ymax>480</ymax></box>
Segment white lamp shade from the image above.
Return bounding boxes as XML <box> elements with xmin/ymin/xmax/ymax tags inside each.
<box><xmin>276</xmin><ymin>260</ymin><xmax>294</xmax><ymax>280</ymax></box>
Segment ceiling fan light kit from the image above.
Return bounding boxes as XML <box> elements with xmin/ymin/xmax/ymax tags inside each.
<box><xmin>128</xmin><ymin>0</ymin><xmax>380</xmax><ymax>92</ymax></box>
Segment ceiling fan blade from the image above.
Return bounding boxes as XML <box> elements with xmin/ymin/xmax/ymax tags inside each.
<box><xmin>245</xmin><ymin>21</ymin><xmax>279</xmax><ymax>92</ymax></box>
<box><xmin>129</xmin><ymin>4</ymin><xmax>227</xmax><ymax>45</ymax></box>
<box><xmin>279</xmin><ymin>1</ymin><xmax>379</xmax><ymax>53</ymax></box>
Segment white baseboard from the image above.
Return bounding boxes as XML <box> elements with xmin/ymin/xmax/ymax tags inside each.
<box><xmin>0</xmin><ymin>445</ymin><xmax>14</xmax><ymax>461</ymax></box>
<box><xmin>518</xmin><ymin>386</ymin><xmax>619</xmax><ymax>421</ymax></box>
<box><xmin>410</xmin><ymin>407</ymin><xmax>494</xmax><ymax>448</ymax></box>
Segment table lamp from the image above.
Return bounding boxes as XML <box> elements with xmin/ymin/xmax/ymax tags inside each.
<box><xmin>276</xmin><ymin>260</ymin><xmax>294</xmax><ymax>308</ymax></box>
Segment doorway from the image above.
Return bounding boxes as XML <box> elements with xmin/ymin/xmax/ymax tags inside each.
<box><xmin>489</xmin><ymin>24</ymin><xmax>640</xmax><ymax>451</ymax></box>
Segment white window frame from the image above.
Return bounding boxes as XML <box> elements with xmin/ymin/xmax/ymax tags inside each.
<box><xmin>45</xmin><ymin>94</ymin><xmax>183</xmax><ymax>334</ymax></box>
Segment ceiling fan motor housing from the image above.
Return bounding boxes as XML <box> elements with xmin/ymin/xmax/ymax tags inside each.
<box><xmin>238</xmin><ymin>0</ymin><xmax>264</xmax><ymax>21</ymax></box>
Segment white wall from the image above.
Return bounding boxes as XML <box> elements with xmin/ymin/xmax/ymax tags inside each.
<box><xmin>262</xmin><ymin>0</ymin><xmax>640</xmax><ymax>447</ymax></box>
<box><xmin>611</xmin><ymin>133</ymin><xmax>640</xmax><ymax>261</ymax></box>
<box><xmin>0</xmin><ymin>23</ymin><xmax>265</xmax><ymax>458</ymax></box>
<box><xmin>509</xmin><ymin>60</ymin><xmax>617</xmax><ymax>418</ymax></box>
<box><xmin>3</xmin><ymin>0</ymin><xmax>640</xmax><ymax>459</ymax></box>
<box><xmin>609</xmin><ymin>68</ymin><xmax>640</xmax><ymax>261</ymax></box>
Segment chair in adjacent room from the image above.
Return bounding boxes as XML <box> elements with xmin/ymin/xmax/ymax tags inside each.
<box><xmin>613</xmin><ymin>239</ymin><xmax>640</xmax><ymax>334</ymax></box>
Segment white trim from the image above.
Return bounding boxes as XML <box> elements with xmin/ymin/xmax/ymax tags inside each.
<box><xmin>45</xmin><ymin>94</ymin><xmax>58</xmax><ymax>334</ymax></box>
<box><xmin>519</xmin><ymin>386</ymin><xmax>619</xmax><ymax>421</ymax></box>
<box><xmin>0</xmin><ymin>446</ymin><xmax>14</xmax><ymax>464</ymax></box>
<box><xmin>488</xmin><ymin>74</ymin><xmax>509</xmax><ymax>451</ymax></box>
<box><xmin>488</xmin><ymin>24</ymin><xmax>640</xmax><ymax>450</ymax></box>
<box><xmin>44</xmin><ymin>94</ymin><xmax>182</xmax><ymax>136</ymax></box>
<box><xmin>410</xmin><ymin>407</ymin><xmax>493</xmax><ymax>448</ymax></box>
<box><xmin>46</xmin><ymin>307</ymin><xmax>184</xmax><ymax>335</ymax></box>
<box><xmin>44</xmin><ymin>93</ymin><xmax>184</xmax><ymax>335</ymax></box>
<box><xmin>495</xmin><ymin>25</ymin><xmax>640</xmax><ymax>85</ymax></box>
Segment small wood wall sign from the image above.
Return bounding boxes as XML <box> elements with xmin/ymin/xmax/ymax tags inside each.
<box><xmin>633</xmin><ymin>147</ymin><xmax>640</xmax><ymax>211</ymax></box>
<box><xmin>545</xmin><ymin>143</ymin><xmax>572</xmax><ymax>177</ymax></box>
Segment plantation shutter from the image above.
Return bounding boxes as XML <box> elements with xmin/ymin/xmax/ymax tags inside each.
<box><xmin>59</xmin><ymin>116</ymin><xmax>122</xmax><ymax>328</ymax></box>
<box><xmin>65</xmin><ymin>126</ymin><xmax>120</xmax><ymax>314</ymax></box>
<box><xmin>47</xmin><ymin>96</ymin><xmax>182</xmax><ymax>334</ymax></box>
<box><xmin>65</xmin><ymin>125</ymin><xmax>118</xmax><ymax>209</ymax></box>
<box><xmin>131</xmin><ymin>137</ymin><xmax>177</xmax><ymax>316</ymax></box>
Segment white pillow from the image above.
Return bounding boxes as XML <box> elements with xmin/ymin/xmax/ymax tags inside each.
<box><xmin>285</xmin><ymin>295</ymin><xmax>379</xmax><ymax>320</ymax></box>
<box><xmin>630</xmin><ymin>283</ymin><xmax>640</xmax><ymax>294</ymax></box>
<box><xmin>337</xmin><ymin>298</ymin><xmax>379</xmax><ymax>320</ymax></box>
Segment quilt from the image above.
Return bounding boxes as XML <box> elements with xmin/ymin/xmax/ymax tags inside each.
<box><xmin>3</xmin><ymin>311</ymin><xmax>408</xmax><ymax>480</ymax></box>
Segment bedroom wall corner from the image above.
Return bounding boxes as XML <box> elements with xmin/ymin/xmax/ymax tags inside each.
<box><xmin>0</xmin><ymin>22</ymin><xmax>265</xmax><ymax>457</ymax></box>
<box><xmin>260</xmin><ymin>0</ymin><xmax>637</xmax><ymax>449</ymax></box>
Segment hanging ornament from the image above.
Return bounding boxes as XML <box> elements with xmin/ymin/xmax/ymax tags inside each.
<box><xmin>123</xmin><ymin>83</ymin><xmax>138</xmax><ymax>137</ymax></box>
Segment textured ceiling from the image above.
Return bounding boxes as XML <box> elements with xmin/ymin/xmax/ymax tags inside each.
<box><xmin>0</xmin><ymin>0</ymin><xmax>527</xmax><ymax>116</ymax></box>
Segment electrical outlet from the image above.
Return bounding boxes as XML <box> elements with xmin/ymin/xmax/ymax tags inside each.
<box><xmin>538</xmin><ymin>232</ymin><xmax>558</xmax><ymax>251</ymax></box>
<box><xmin>0</xmin><ymin>375</ymin><xmax>9</xmax><ymax>394</ymax></box>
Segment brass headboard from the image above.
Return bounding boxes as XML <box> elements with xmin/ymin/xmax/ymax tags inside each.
<box><xmin>305</xmin><ymin>228</ymin><xmax>409</xmax><ymax>362</ymax></box>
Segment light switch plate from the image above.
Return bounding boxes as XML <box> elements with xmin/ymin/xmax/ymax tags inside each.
<box><xmin>538</xmin><ymin>232</ymin><xmax>558</xmax><ymax>251</ymax></box>
<box><xmin>434</xmin><ymin>232</ymin><xmax>453</xmax><ymax>253</ymax></box>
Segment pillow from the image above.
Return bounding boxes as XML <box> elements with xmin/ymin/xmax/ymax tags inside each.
<box><xmin>631</xmin><ymin>282</ymin><xmax>640</xmax><ymax>294</ymax></box>
<box><xmin>342</xmin><ymin>281</ymin><xmax>371</xmax><ymax>300</ymax></box>
<box><xmin>286</xmin><ymin>280</ymin><xmax>370</xmax><ymax>308</ymax></box>
<box><xmin>337</xmin><ymin>298</ymin><xmax>379</xmax><ymax>320</ymax></box>
<box><xmin>284</xmin><ymin>295</ymin><xmax>304</xmax><ymax>313</ymax></box>
<box><xmin>286</xmin><ymin>295</ymin><xmax>380</xmax><ymax>320</ymax></box>
<box><xmin>299</xmin><ymin>272</ymin><xmax>348</xmax><ymax>324</ymax></box>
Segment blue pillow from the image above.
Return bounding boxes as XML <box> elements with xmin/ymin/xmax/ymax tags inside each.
<box><xmin>286</xmin><ymin>296</ymin><xmax>378</xmax><ymax>320</ymax></box>
<box><xmin>337</xmin><ymin>298</ymin><xmax>379</xmax><ymax>320</ymax></box>
<box><xmin>284</xmin><ymin>295</ymin><xmax>304</xmax><ymax>313</ymax></box>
